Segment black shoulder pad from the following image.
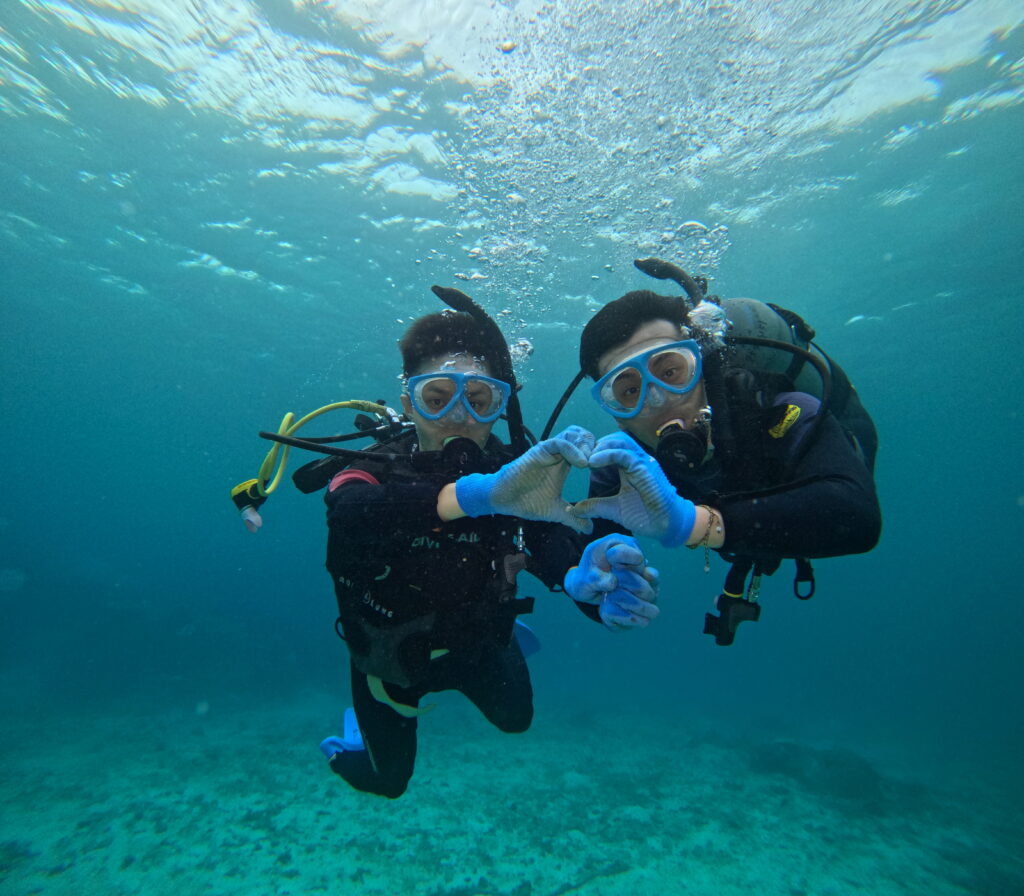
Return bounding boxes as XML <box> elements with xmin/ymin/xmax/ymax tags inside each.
<box><xmin>292</xmin><ymin>456</ymin><xmax>348</xmax><ymax>494</ymax></box>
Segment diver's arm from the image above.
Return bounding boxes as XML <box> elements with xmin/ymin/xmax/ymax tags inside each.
<box><xmin>436</xmin><ymin>483</ymin><xmax>464</xmax><ymax>521</ymax></box>
<box><xmin>434</xmin><ymin>426</ymin><xmax>595</xmax><ymax>531</ymax></box>
<box><xmin>716</xmin><ymin>414</ymin><xmax>881</xmax><ymax>559</ymax></box>
<box><xmin>325</xmin><ymin>478</ymin><xmax>451</xmax><ymax>544</ymax></box>
<box><xmin>522</xmin><ymin>521</ymin><xmax>584</xmax><ymax>591</ymax></box>
<box><xmin>688</xmin><ymin>504</ymin><xmax>726</xmax><ymax>549</ymax></box>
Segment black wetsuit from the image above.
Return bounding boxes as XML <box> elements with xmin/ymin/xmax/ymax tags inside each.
<box><xmin>586</xmin><ymin>390</ymin><xmax>880</xmax><ymax>595</ymax></box>
<box><xmin>324</xmin><ymin>435</ymin><xmax>578</xmax><ymax>798</ymax></box>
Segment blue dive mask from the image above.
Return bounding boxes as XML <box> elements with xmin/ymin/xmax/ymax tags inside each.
<box><xmin>591</xmin><ymin>339</ymin><xmax>703</xmax><ymax>419</ymax></box>
<box><xmin>407</xmin><ymin>372</ymin><xmax>511</xmax><ymax>423</ymax></box>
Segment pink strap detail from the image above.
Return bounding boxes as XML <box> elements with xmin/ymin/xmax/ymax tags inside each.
<box><xmin>328</xmin><ymin>469</ymin><xmax>381</xmax><ymax>492</ymax></box>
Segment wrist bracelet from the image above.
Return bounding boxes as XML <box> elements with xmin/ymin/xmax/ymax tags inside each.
<box><xmin>687</xmin><ymin>505</ymin><xmax>722</xmax><ymax>573</ymax></box>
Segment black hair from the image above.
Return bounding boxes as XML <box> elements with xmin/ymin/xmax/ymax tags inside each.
<box><xmin>400</xmin><ymin>311</ymin><xmax>496</xmax><ymax>378</ymax></box>
<box><xmin>579</xmin><ymin>290</ymin><xmax>690</xmax><ymax>380</ymax></box>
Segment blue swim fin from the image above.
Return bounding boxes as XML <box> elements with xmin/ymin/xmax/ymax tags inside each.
<box><xmin>514</xmin><ymin>620</ymin><xmax>541</xmax><ymax>658</ymax></box>
<box><xmin>342</xmin><ymin>706</ymin><xmax>363</xmax><ymax>750</ymax></box>
<box><xmin>319</xmin><ymin>706</ymin><xmax>364</xmax><ymax>758</ymax></box>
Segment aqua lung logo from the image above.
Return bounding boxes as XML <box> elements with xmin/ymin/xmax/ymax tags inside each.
<box><xmin>362</xmin><ymin>592</ymin><xmax>394</xmax><ymax>618</ymax></box>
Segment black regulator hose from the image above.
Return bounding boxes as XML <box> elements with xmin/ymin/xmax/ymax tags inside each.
<box><xmin>259</xmin><ymin>430</ymin><xmax>407</xmax><ymax>462</ymax></box>
<box><xmin>430</xmin><ymin>284</ymin><xmax>529</xmax><ymax>456</ymax></box>
<box><xmin>540</xmin><ymin>370</ymin><xmax>586</xmax><ymax>441</ymax></box>
<box><xmin>633</xmin><ymin>257</ymin><xmax>707</xmax><ymax>308</ymax></box>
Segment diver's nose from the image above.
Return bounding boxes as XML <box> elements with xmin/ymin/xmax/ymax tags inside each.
<box><xmin>644</xmin><ymin>383</ymin><xmax>668</xmax><ymax>409</ymax></box>
<box><xmin>442</xmin><ymin>402</ymin><xmax>469</xmax><ymax>424</ymax></box>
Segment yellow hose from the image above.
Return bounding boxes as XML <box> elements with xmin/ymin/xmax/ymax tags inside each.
<box><xmin>250</xmin><ymin>400</ymin><xmax>392</xmax><ymax>498</ymax></box>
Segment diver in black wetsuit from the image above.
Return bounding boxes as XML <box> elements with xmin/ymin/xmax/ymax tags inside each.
<box><xmin>565</xmin><ymin>274</ymin><xmax>881</xmax><ymax>644</ymax></box>
<box><xmin>321</xmin><ymin>307</ymin><xmax>659</xmax><ymax>798</ymax></box>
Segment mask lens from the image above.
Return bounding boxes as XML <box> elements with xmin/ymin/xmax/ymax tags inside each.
<box><xmin>648</xmin><ymin>348</ymin><xmax>697</xmax><ymax>388</ymax></box>
<box><xmin>463</xmin><ymin>379</ymin><xmax>504</xmax><ymax>419</ymax></box>
<box><xmin>603</xmin><ymin>367</ymin><xmax>643</xmax><ymax>411</ymax></box>
<box><xmin>412</xmin><ymin>376</ymin><xmax>459</xmax><ymax>417</ymax></box>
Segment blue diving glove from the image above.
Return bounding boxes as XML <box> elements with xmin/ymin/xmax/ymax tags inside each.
<box><xmin>455</xmin><ymin>426</ymin><xmax>595</xmax><ymax>532</ymax></box>
<box><xmin>571</xmin><ymin>433</ymin><xmax>697</xmax><ymax>547</ymax></box>
<box><xmin>564</xmin><ymin>534</ymin><xmax>660</xmax><ymax>631</ymax></box>
<box><xmin>598</xmin><ymin>587</ymin><xmax>661</xmax><ymax>631</ymax></box>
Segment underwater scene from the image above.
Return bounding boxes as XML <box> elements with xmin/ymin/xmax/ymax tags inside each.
<box><xmin>2</xmin><ymin>1</ymin><xmax>1023</xmax><ymax>894</ymax></box>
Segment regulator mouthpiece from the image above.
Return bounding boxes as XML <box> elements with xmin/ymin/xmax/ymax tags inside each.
<box><xmin>654</xmin><ymin>409</ymin><xmax>712</xmax><ymax>477</ymax></box>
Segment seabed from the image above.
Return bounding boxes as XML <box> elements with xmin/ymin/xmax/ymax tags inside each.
<box><xmin>2</xmin><ymin>692</ymin><xmax>1021</xmax><ymax>896</ymax></box>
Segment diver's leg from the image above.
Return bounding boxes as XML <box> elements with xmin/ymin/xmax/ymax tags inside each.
<box><xmin>328</xmin><ymin>661</ymin><xmax>419</xmax><ymax>798</ymax></box>
<box><xmin>458</xmin><ymin>638</ymin><xmax>533</xmax><ymax>733</ymax></box>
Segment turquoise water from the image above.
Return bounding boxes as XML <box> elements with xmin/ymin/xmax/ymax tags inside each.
<box><xmin>2</xmin><ymin>2</ymin><xmax>1023</xmax><ymax>894</ymax></box>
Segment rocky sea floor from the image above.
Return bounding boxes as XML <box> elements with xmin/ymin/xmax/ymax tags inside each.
<box><xmin>2</xmin><ymin>692</ymin><xmax>1022</xmax><ymax>896</ymax></box>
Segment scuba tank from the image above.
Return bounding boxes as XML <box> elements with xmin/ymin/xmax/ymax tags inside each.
<box><xmin>719</xmin><ymin>296</ymin><xmax>877</xmax><ymax>473</ymax></box>
<box><xmin>721</xmin><ymin>297</ymin><xmax>821</xmax><ymax>389</ymax></box>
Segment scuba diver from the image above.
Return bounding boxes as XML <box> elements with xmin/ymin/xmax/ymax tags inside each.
<box><xmin>232</xmin><ymin>285</ymin><xmax>659</xmax><ymax>799</ymax></box>
<box><xmin>546</xmin><ymin>257</ymin><xmax>881</xmax><ymax>645</ymax></box>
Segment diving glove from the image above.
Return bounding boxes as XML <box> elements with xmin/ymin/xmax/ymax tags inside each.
<box><xmin>572</xmin><ymin>433</ymin><xmax>697</xmax><ymax>547</ymax></box>
<box><xmin>597</xmin><ymin>588</ymin><xmax>661</xmax><ymax>631</ymax></box>
<box><xmin>564</xmin><ymin>534</ymin><xmax>660</xmax><ymax>631</ymax></box>
<box><xmin>455</xmin><ymin>425</ymin><xmax>595</xmax><ymax>532</ymax></box>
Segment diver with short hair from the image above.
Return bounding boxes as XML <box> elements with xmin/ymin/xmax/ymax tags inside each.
<box><xmin>320</xmin><ymin>300</ymin><xmax>659</xmax><ymax>798</ymax></box>
<box><xmin>560</xmin><ymin>259</ymin><xmax>881</xmax><ymax>644</ymax></box>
